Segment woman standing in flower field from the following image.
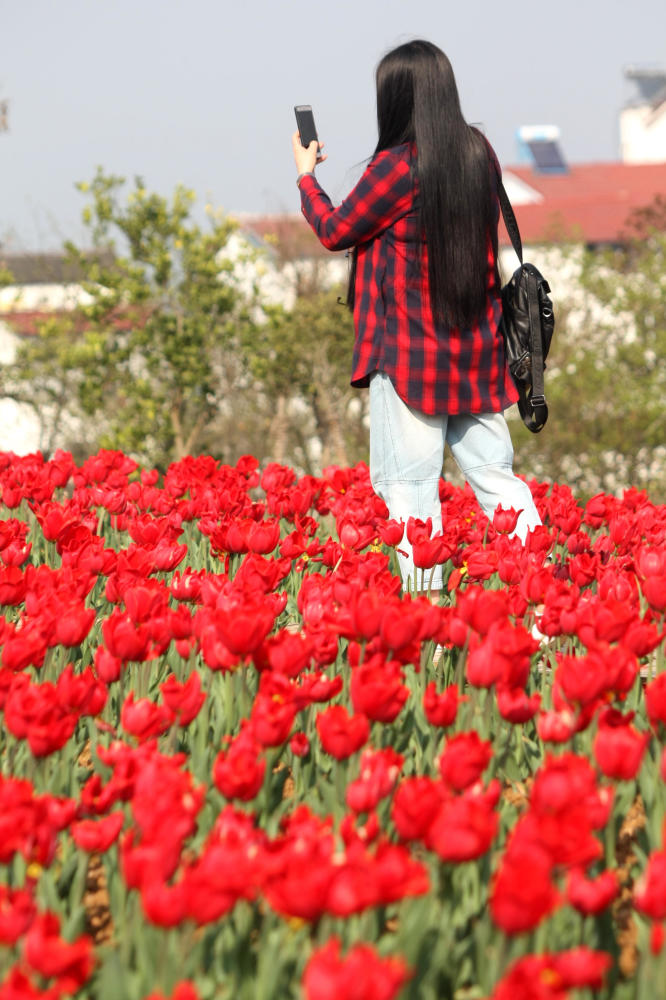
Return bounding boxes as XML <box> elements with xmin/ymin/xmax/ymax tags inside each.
<box><xmin>293</xmin><ymin>39</ymin><xmax>541</xmax><ymax>592</ymax></box>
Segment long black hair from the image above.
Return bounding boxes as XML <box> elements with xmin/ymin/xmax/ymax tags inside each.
<box><xmin>348</xmin><ymin>40</ymin><xmax>495</xmax><ymax>330</ymax></box>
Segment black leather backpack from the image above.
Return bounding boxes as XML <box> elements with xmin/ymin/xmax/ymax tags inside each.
<box><xmin>496</xmin><ymin>173</ymin><xmax>555</xmax><ymax>433</ymax></box>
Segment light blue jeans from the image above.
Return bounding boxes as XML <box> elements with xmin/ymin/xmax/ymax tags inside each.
<box><xmin>369</xmin><ymin>371</ymin><xmax>542</xmax><ymax>590</ymax></box>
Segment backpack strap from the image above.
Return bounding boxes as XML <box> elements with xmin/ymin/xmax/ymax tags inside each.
<box><xmin>497</xmin><ymin>180</ymin><xmax>523</xmax><ymax>265</ymax></box>
<box><xmin>527</xmin><ymin>270</ymin><xmax>545</xmax><ymax>405</ymax></box>
<box><xmin>525</xmin><ymin>270</ymin><xmax>548</xmax><ymax>430</ymax></box>
<box><xmin>492</xmin><ymin>160</ymin><xmax>523</xmax><ymax>264</ymax></box>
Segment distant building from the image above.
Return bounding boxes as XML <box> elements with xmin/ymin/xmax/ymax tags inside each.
<box><xmin>498</xmin><ymin>112</ymin><xmax>666</xmax><ymax>278</ymax></box>
<box><xmin>0</xmin><ymin>253</ymin><xmax>108</xmax><ymax>455</ymax></box>
<box><xmin>620</xmin><ymin>68</ymin><xmax>666</xmax><ymax>164</ymax></box>
<box><xmin>0</xmin><ymin>237</ymin><xmax>333</xmax><ymax>456</ymax></box>
<box><xmin>501</xmin><ymin>160</ymin><xmax>666</xmax><ymax>249</ymax></box>
<box><xmin>231</xmin><ymin>215</ymin><xmax>347</xmax><ymax>308</ymax></box>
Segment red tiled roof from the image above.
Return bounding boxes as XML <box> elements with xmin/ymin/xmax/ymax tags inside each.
<box><xmin>502</xmin><ymin>162</ymin><xmax>666</xmax><ymax>245</ymax></box>
<box><xmin>237</xmin><ymin>214</ymin><xmax>335</xmax><ymax>260</ymax></box>
<box><xmin>0</xmin><ymin>310</ymin><xmax>54</xmax><ymax>336</ymax></box>
<box><xmin>241</xmin><ymin>165</ymin><xmax>666</xmax><ymax>253</ymax></box>
<box><xmin>0</xmin><ymin>309</ymin><xmax>141</xmax><ymax>337</ymax></box>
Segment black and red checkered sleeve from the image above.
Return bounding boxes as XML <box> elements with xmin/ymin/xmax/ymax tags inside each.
<box><xmin>298</xmin><ymin>149</ymin><xmax>413</xmax><ymax>251</ymax></box>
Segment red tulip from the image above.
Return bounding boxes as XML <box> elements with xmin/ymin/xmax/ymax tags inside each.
<box><xmin>350</xmin><ymin>655</ymin><xmax>408</xmax><ymax>723</ymax></box>
<box><xmin>497</xmin><ymin>686</ymin><xmax>541</xmax><ymax>724</ymax></box>
<box><xmin>71</xmin><ymin>812</ymin><xmax>124</xmax><ymax>853</ymax></box>
<box><xmin>0</xmin><ymin>886</ymin><xmax>36</xmax><ymax>945</ymax></box>
<box><xmin>426</xmin><ymin>782</ymin><xmax>500</xmax><ymax>863</ymax></box>
<box><xmin>537</xmin><ymin>709</ymin><xmax>577</xmax><ymax>744</ymax></box>
<box><xmin>490</xmin><ymin>841</ymin><xmax>559</xmax><ymax>933</ymax></box>
<box><xmin>552</xmin><ymin>947</ymin><xmax>612</xmax><ymax>992</ymax></box>
<box><xmin>439</xmin><ymin>731</ymin><xmax>493</xmax><ymax>792</ymax></box>
<box><xmin>140</xmin><ymin>879</ymin><xmax>188</xmax><ymax>928</ymax></box>
<box><xmin>423</xmin><ymin>682</ymin><xmax>460</xmax><ymax>728</ymax></box>
<box><xmin>56</xmin><ymin>664</ymin><xmax>107</xmax><ymax>716</ymax></box>
<box><xmin>213</xmin><ymin>727</ymin><xmax>266</xmax><ymax>801</ymax></box>
<box><xmin>646</xmin><ymin>673</ymin><xmax>666</xmax><ymax>729</ymax></box>
<box><xmin>24</xmin><ymin>912</ymin><xmax>94</xmax><ymax>994</ymax></box>
<box><xmin>378</xmin><ymin>600</ymin><xmax>423</xmax><ymax>651</ymax></box>
<box><xmin>250</xmin><ymin>690</ymin><xmax>297</xmax><ymax>748</ymax></box>
<box><xmin>492</xmin><ymin>505</ymin><xmax>522</xmax><ymax>534</ymax></box>
<box><xmin>316</xmin><ymin>705</ymin><xmax>370</xmax><ymax>760</ymax></box>
<box><xmin>121</xmin><ymin>693</ymin><xmax>175</xmax><ymax>740</ymax></box>
<box><xmin>159</xmin><ymin>673</ymin><xmax>206</xmax><ymax>726</ymax></box>
<box><xmin>593</xmin><ymin>709</ymin><xmax>649</xmax><ymax>780</ymax></box>
<box><xmin>634</xmin><ymin>849</ymin><xmax>666</xmax><ymax>920</ymax></box>
<box><xmin>0</xmin><ymin>566</ymin><xmax>27</xmax><ymax>605</ymax></box>
<box><xmin>4</xmin><ymin>677</ymin><xmax>78</xmax><ymax>757</ymax></box>
<box><xmin>391</xmin><ymin>777</ymin><xmax>443</xmax><ymax>842</ymax></box>
<box><xmin>346</xmin><ymin>747</ymin><xmax>404</xmax><ymax>813</ymax></box>
<box><xmin>102</xmin><ymin>611</ymin><xmax>151</xmax><ymax>663</ymax></box>
<box><xmin>0</xmin><ymin>968</ymin><xmax>61</xmax><ymax>1000</ymax></box>
<box><xmin>303</xmin><ymin>938</ymin><xmax>410</xmax><ymax>1000</ymax></box>
<box><xmin>209</xmin><ymin>603</ymin><xmax>275</xmax><ymax>657</ymax></box>
<box><xmin>376</xmin><ymin>518</ymin><xmax>404</xmax><ymax>547</ymax></box>
<box><xmin>466</xmin><ymin>620</ymin><xmax>537</xmax><ymax>689</ymax></box>
<box><xmin>566</xmin><ymin>866</ymin><xmax>619</xmax><ymax>915</ymax></box>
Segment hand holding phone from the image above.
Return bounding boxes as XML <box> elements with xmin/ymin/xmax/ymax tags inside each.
<box><xmin>293</xmin><ymin>105</ymin><xmax>327</xmax><ymax>176</ymax></box>
<box><xmin>294</xmin><ymin>105</ymin><xmax>320</xmax><ymax>152</ymax></box>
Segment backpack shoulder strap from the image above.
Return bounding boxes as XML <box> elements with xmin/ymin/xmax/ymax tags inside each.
<box><xmin>525</xmin><ymin>269</ymin><xmax>548</xmax><ymax>430</ymax></box>
<box><xmin>492</xmin><ymin>162</ymin><xmax>523</xmax><ymax>265</ymax></box>
<box><xmin>527</xmin><ymin>270</ymin><xmax>545</xmax><ymax>402</ymax></box>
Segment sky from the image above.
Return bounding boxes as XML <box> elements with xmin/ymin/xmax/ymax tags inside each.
<box><xmin>1</xmin><ymin>0</ymin><xmax>665</xmax><ymax>250</ymax></box>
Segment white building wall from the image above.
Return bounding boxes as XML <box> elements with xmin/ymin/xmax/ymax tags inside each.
<box><xmin>0</xmin><ymin>282</ymin><xmax>98</xmax><ymax>457</ymax></box>
<box><xmin>223</xmin><ymin>231</ymin><xmax>346</xmax><ymax>311</ymax></box>
<box><xmin>0</xmin><ymin>282</ymin><xmax>94</xmax><ymax>311</ymax></box>
<box><xmin>620</xmin><ymin>105</ymin><xmax>666</xmax><ymax>163</ymax></box>
<box><xmin>0</xmin><ymin>322</ymin><xmax>42</xmax><ymax>454</ymax></box>
<box><xmin>502</xmin><ymin>172</ymin><xmax>544</xmax><ymax>206</ymax></box>
<box><xmin>0</xmin><ymin>399</ymin><xmax>42</xmax><ymax>455</ymax></box>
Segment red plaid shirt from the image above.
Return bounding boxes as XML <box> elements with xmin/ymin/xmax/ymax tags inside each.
<box><xmin>298</xmin><ymin>142</ymin><xmax>518</xmax><ymax>415</ymax></box>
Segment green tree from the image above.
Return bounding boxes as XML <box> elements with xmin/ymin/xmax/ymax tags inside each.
<box><xmin>511</xmin><ymin>198</ymin><xmax>666</xmax><ymax>501</ymax></box>
<box><xmin>240</xmin><ymin>286</ymin><xmax>364</xmax><ymax>472</ymax></box>
<box><xmin>8</xmin><ymin>169</ymin><xmax>248</xmax><ymax>467</ymax></box>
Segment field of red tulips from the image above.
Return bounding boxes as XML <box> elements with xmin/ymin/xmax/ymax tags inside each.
<box><xmin>0</xmin><ymin>448</ymin><xmax>665</xmax><ymax>1000</ymax></box>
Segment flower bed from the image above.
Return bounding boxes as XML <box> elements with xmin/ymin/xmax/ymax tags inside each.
<box><xmin>0</xmin><ymin>448</ymin><xmax>665</xmax><ymax>1000</ymax></box>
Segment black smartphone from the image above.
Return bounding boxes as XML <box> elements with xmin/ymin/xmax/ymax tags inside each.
<box><xmin>294</xmin><ymin>105</ymin><xmax>320</xmax><ymax>152</ymax></box>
